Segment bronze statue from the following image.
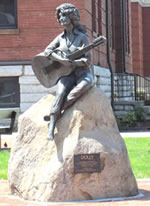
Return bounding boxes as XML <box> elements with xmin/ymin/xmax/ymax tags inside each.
<box><xmin>32</xmin><ymin>3</ymin><xmax>106</xmax><ymax>141</ymax></box>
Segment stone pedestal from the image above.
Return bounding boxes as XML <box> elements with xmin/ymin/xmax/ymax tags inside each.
<box><xmin>8</xmin><ymin>88</ymin><xmax>138</xmax><ymax>202</ymax></box>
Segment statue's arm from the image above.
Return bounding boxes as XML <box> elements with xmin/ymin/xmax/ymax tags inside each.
<box><xmin>44</xmin><ymin>35</ymin><xmax>72</xmax><ymax>66</ymax></box>
<box><xmin>44</xmin><ymin>36</ymin><xmax>60</xmax><ymax>57</ymax></box>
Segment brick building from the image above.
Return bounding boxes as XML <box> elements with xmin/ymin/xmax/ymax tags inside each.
<box><xmin>131</xmin><ymin>0</ymin><xmax>150</xmax><ymax>76</ymax></box>
<box><xmin>0</xmin><ymin>0</ymin><xmax>150</xmax><ymax>112</ymax></box>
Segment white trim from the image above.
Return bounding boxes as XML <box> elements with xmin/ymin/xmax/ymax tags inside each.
<box><xmin>0</xmin><ymin>66</ymin><xmax>23</xmax><ymax>76</ymax></box>
<box><xmin>131</xmin><ymin>0</ymin><xmax>150</xmax><ymax>7</ymax></box>
<box><xmin>121</xmin><ymin>131</ymin><xmax>150</xmax><ymax>138</ymax></box>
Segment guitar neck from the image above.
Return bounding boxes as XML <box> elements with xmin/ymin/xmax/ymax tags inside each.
<box><xmin>67</xmin><ymin>43</ymin><xmax>94</xmax><ymax>60</ymax></box>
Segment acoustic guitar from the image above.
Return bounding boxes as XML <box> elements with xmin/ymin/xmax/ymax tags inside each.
<box><xmin>32</xmin><ymin>35</ymin><xmax>106</xmax><ymax>88</ymax></box>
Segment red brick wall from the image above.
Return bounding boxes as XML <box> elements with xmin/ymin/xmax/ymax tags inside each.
<box><xmin>89</xmin><ymin>0</ymin><xmax>133</xmax><ymax>74</ymax></box>
<box><xmin>113</xmin><ymin>0</ymin><xmax>133</xmax><ymax>73</ymax></box>
<box><xmin>143</xmin><ymin>7</ymin><xmax>150</xmax><ymax>77</ymax></box>
<box><xmin>79</xmin><ymin>0</ymin><xmax>108</xmax><ymax>69</ymax></box>
<box><xmin>0</xmin><ymin>0</ymin><xmax>109</xmax><ymax>69</ymax></box>
<box><xmin>131</xmin><ymin>3</ymin><xmax>150</xmax><ymax>77</ymax></box>
<box><xmin>131</xmin><ymin>2</ymin><xmax>143</xmax><ymax>75</ymax></box>
<box><xmin>0</xmin><ymin>0</ymin><xmax>85</xmax><ymax>61</ymax></box>
<box><xmin>0</xmin><ymin>0</ymin><xmax>134</xmax><ymax>74</ymax></box>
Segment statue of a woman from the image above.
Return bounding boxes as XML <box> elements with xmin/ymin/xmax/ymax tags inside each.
<box><xmin>44</xmin><ymin>3</ymin><xmax>93</xmax><ymax>140</ymax></box>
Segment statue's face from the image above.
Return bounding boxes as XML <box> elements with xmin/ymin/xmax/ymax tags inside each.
<box><xmin>59</xmin><ymin>12</ymin><xmax>71</xmax><ymax>26</ymax></box>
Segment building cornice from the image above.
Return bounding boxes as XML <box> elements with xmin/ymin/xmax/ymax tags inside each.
<box><xmin>131</xmin><ymin>0</ymin><xmax>150</xmax><ymax>7</ymax></box>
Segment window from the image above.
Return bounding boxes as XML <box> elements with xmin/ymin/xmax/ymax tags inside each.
<box><xmin>110</xmin><ymin>0</ymin><xmax>116</xmax><ymax>50</ymax></box>
<box><xmin>125</xmin><ymin>0</ymin><xmax>130</xmax><ymax>54</ymax></box>
<box><xmin>92</xmin><ymin>0</ymin><xmax>102</xmax><ymax>35</ymax></box>
<box><xmin>98</xmin><ymin>0</ymin><xmax>102</xmax><ymax>35</ymax></box>
<box><xmin>92</xmin><ymin>0</ymin><xmax>97</xmax><ymax>33</ymax></box>
<box><xmin>0</xmin><ymin>0</ymin><xmax>17</xmax><ymax>29</ymax></box>
<box><xmin>0</xmin><ymin>77</ymin><xmax>20</xmax><ymax>108</ymax></box>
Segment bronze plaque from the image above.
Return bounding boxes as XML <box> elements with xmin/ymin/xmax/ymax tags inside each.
<box><xmin>74</xmin><ymin>153</ymin><xmax>100</xmax><ymax>174</ymax></box>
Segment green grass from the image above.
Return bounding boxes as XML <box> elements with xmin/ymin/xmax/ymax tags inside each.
<box><xmin>0</xmin><ymin>150</ymin><xmax>10</xmax><ymax>180</ymax></box>
<box><xmin>0</xmin><ymin>138</ymin><xmax>150</xmax><ymax>180</ymax></box>
<box><xmin>124</xmin><ymin>137</ymin><xmax>150</xmax><ymax>179</ymax></box>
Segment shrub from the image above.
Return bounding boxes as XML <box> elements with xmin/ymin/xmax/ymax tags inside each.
<box><xmin>134</xmin><ymin>106</ymin><xmax>146</xmax><ymax>121</ymax></box>
<box><xmin>122</xmin><ymin>111</ymin><xmax>137</xmax><ymax>127</ymax></box>
<box><xmin>115</xmin><ymin>106</ymin><xmax>146</xmax><ymax>127</ymax></box>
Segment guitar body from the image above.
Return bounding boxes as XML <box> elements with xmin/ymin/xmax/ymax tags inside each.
<box><xmin>32</xmin><ymin>52</ymin><xmax>73</xmax><ymax>88</ymax></box>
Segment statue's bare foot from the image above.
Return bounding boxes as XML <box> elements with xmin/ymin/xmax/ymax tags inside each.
<box><xmin>47</xmin><ymin>133</ymin><xmax>54</xmax><ymax>141</ymax></box>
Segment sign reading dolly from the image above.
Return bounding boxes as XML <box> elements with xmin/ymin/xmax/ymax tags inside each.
<box><xmin>74</xmin><ymin>153</ymin><xmax>101</xmax><ymax>174</ymax></box>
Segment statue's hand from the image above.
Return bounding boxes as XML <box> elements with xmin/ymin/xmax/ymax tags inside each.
<box><xmin>46</xmin><ymin>51</ymin><xmax>76</xmax><ymax>67</ymax></box>
<box><xmin>73</xmin><ymin>58</ymin><xmax>89</xmax><ymax>67</ymax></box>
<box><xmin>60</xmin><ymin>59</ymin><xmax>74</xmax><ymax>67</ymax></box>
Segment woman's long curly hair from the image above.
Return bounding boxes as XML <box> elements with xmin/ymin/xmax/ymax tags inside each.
<box><xmin>56</xmin><ymin>3</ymin><xmax>87</xmax><ymax>33</ymax></box>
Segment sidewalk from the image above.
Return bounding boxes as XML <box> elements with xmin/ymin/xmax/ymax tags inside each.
<box><xmin>0</xmin><ymin>179</ymin><xmax>150</xmax><ymax>206</ymax></box>
<box><xmin>120</xmin><ymin>131</ymin><xmax>150</xmax><ymax>138</ymax></box>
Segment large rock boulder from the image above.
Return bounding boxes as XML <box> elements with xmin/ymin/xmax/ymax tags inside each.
<box><xmin>8</xmin><ymin>88</ymin><xmax>138</xmax><ymax>202</ymax></box>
